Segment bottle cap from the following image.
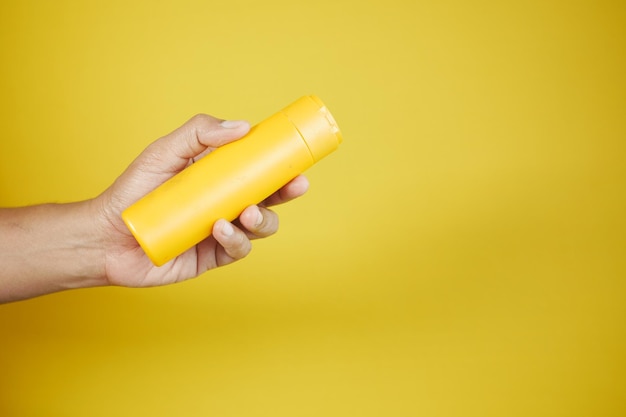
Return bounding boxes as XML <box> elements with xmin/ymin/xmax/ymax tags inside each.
<box><xmin>281</xmin><ymin>95</ymin><xmax>343</xmax><ymax>162</ymax></box>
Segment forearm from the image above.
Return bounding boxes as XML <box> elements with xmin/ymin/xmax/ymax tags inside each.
<box><xmin>0</xmin><ymin>201</ymin><xmax>107</xmax><ymax>303</ymax></box>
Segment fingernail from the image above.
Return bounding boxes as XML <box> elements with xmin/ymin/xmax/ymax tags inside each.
<box><xmin>220</xmin><ymin>120</ymin><xmax>248</xmax><ymax>129</ymax></box>
<box><xmin>220</xmin><ymin>220</ymin><xmax>234</xmax><ymax>237</ymax></box>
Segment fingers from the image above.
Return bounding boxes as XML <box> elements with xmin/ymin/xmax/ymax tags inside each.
<box><xmin>207</xmin><ymin>205</ymin><xmax>280</xmax><ymax>267</ymax></box>
<box><xmin>211</xmin><ymin>219</ymin><xmax>253</xmax><ymax>267</ymax></box>
<box><xmin>141</xmin><ymin>115</ymin><xmax>250</xmax><ymax>174</ymax></box>
<box><xmin>226</xmin><ymin>175</ymin><xmax>309</xmax><ymax>241</ymax></box>
<box><xmin>237</xmin><ymin>205</ymin><xmax>279</xmax><ymax>238</ymax></box>
<box><xmin>262</xmin><ymin>175</ymin><xmax>310</xmax><ymax>207</ymax></box>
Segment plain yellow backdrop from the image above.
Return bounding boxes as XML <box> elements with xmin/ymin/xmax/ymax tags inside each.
<box><xmin>1</xmin><ymin>0</ymin><xmax>625</xmax><ymax>416</ymax></box>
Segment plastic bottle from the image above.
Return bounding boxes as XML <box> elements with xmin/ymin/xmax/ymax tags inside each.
<box><xmin>122</xmin><ymin>95</ymin><xmax>343</xmax><ymax>266</ymax></box>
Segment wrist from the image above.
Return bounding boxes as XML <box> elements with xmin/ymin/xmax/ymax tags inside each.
<box><xmin>0</xmin><ymin>200</ymin><xmax>108</xmax><ymax>303</ymax></box>
<box><xmin>63</xmin><ymin>199</ymin><xmax>110</xmax><ymax>289</ymax></box>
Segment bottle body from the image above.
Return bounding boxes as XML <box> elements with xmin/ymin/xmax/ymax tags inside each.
<box><xmin>122</xmin><ymin>95</ymin><xmax>342</xmax><ymax>266</ymax></box>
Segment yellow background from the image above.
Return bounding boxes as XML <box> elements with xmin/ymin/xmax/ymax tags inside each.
<box><xmin>1</xmin><ymin>0</ymin><xmax>625</xmax><ymax>415</ymax></box>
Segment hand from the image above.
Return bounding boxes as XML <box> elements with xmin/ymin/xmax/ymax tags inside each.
<box><xmin>93</xmin><ymin>114</ymin><xmax>309</xmax><ymax>288</ymax></box>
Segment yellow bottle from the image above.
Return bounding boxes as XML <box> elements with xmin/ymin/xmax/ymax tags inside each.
<box><xmin>122</xmin><ymin>95</ymin><xmax>343</xmax><ymax>266</ymax></box>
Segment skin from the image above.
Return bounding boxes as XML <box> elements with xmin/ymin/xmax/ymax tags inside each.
<box><xmin>0</xmin><ymin>114</ymin><xmax>309</xmax><ymax>303</ymax></box>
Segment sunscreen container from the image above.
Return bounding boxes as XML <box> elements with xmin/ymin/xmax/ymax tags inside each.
<box><xmin>122</xmin><ymin>95</ymin><xmax>343</xmax><ymax>266</ymax></box>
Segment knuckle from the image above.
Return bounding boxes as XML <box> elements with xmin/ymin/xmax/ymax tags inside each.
<box><xmin>189</xmin><ymin>113</ymin><xmax>213</xmax><ymax>125</ymax></box>
<box><xmin>234</xmin><ymin>236</ymin><xmax>252</xmax><ymax>259</ymax></box>
<box><xmin>226</xmin><ymin>228</ymin><xmax>251</xmax><ymax>259</ymax></box>
<box><xmin>258</xmin><ymin>210</ymin><xmax>279</xmax><ymax>236</ymax></box>
<box><xmin>242</xmin><ymin>241</ymin><xmax>252</xmax><ymax>258</ymax></box>
<box><xmin>188</xmin><ymin>114</ymin><xmax>218</xmax><ymax>132</ymax></box>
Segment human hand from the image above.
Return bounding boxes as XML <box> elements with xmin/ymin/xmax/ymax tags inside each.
<box><xmin>93</xmin><ymin>114</ymin><xmax>309</xmax><ymax>288</ymax></box>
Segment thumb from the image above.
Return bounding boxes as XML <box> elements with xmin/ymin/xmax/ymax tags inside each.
<box><xmin>105</xmin><ymin>114</ymin><xmax>250</xmax><ymax>214</ymax></box>
<box><xmin>143</xmin><ymin>114</ymin><xmax>250</xmax><ymax>174</ymax></box>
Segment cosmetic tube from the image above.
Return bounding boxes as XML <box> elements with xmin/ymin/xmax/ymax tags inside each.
<box><xmin>122</xmin><ymin>95</ymin><xmax>342</xmax><ymax>266</ymax></box>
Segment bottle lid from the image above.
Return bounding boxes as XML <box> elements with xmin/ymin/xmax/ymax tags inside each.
<box><xmin>281</xmin><ymin>95</ymin><xmax>343</xmax><ymax>162</ymax></box>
